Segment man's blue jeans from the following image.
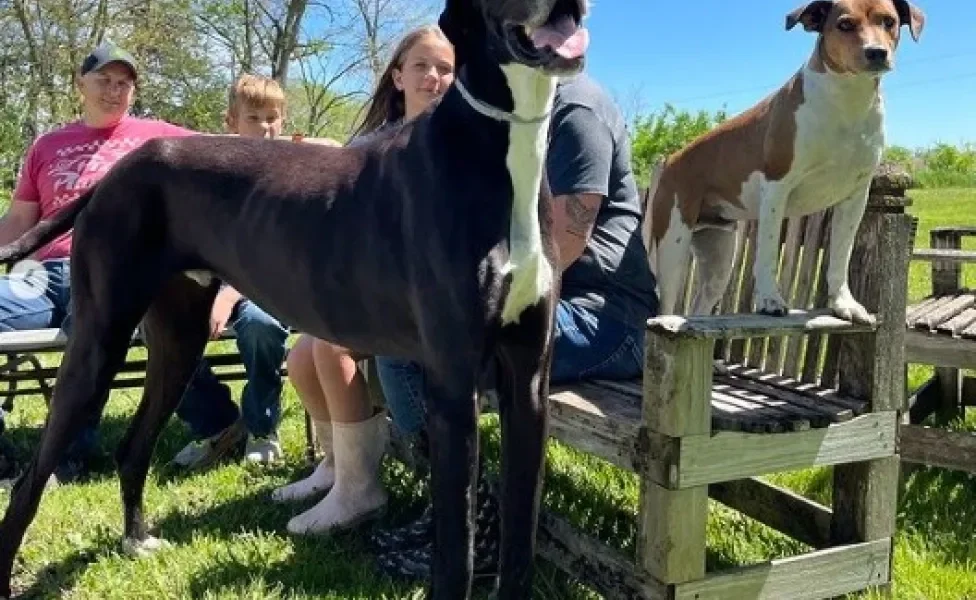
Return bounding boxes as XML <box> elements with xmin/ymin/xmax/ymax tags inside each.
<box><xmin>375</xmin><ymin>300</ymin><xmax>646</xmax><ymax>437</ymax></box>
<box><xmin>0</xmin><ymin>258</ymin><xmax>97</xmax><ymax>462</ymax></box>
<box><xmin>175</xmin><ymin>299</ymin><xmax>289</xmax><ymax>440</ymax></box>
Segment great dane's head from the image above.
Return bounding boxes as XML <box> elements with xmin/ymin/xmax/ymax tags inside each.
<box><xmin>787</xmin><ymin>0</ymin><xmax>925</xmax><ymax>74</ymax></box>
<box><xmin>439</xmin><ymin>0</ymin><xmax>589</xmax><ymax>76</ymax></box>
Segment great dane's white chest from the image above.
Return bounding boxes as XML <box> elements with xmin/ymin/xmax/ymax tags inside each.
<box><xmin>782</xmin><ymin>85</ymin><xmax>885</xmax><ymax>217</ymax></box>
<box><xmin>497</xmin><ymin>64</ymin><xmax>557</xmax><ymax>325</ymax></box>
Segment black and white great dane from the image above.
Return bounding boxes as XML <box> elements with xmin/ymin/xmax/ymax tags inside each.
<box><xmin>0</xmin><ymin>0</ymin><xmax>590</xmax><ymax>597</ymax></box>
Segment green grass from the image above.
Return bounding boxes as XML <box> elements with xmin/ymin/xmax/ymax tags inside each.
<box><xmin>2</xmin><ymin>188</ymin><xmax>976</xmax><ymax>599</ymax></box>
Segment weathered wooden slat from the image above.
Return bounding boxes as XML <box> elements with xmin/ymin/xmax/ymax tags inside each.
<box><xmin>709</xmin><ymin>477</ymin><xmax>833</xmax><ymax>550</ymax></box>
<box><xmin>914</xmin><ymin>293</ymin><xmax>975</xmax><ymax>330</ymax></box>
<box><xmin>907</xmin><ymin>295</ymin><xmax>958</xmax><ymax>328</ymax></box>
<box><xmin>962</xmin><ymin>320</ymin><xmax>976</xmax><ymax>340</ymax></box>
<box><xmin>645</xmin><ymin>412</ymin><xmax>896</xmax><ymax>489</ymax></box>
<box><xmin>589</xmin><ymin>378</ymin><xmax>642</xmax><ymax>399</ymax></box>
<box><xmin>548</xmin><ymin>384</ymin><xmax>641</xmax><ymax>471</ymax></box>
<box><xmin>905</xmin><ymin>295</ymin><xmax>941</xmax><ymax>324</ymax></box>
<box><xmin>717</xmin><ymin>223</ymin><xmax>750</xmax><ymax>361</ymax></box>
<box><xmin>538</xmin><ymin>511</ymin><xmax>668</xmax><ymax>600</ymax></box>
<box><xmin>937</xmin><ymin>307</ymin><xmax>976</xmax><ymax>335</ymax></box>
<box><xmin>764</xmin><ymin>219</ymin><xmax>806</xmax><ymax>373</ymax></box>
<box><xmin>802</xmin><ymin>248</ymin><xmax>833</xmax><ymax>384</ymax></box>
<box><xmin>964</xmin><ymin>376</ymin><xmax>976</xmax><ymax>404</ymax></box>
<box><xmin>647</xmin><ymin>310</ymin><xmax>876</xmax><ymax>341</ymax></box>
<box><xmin>905</xmin><ymin>329</ymin><xmax>976</xmax><ymax>369</ymax></box>
<box><xmin>672</xmin><ymin>539</ymin><xmax>891</xmax><ymax>600</ymax></box>
<box><xmin>728</xmin><ymin>224</ymin><xmax>758</xmax><ymax>363</ymax></box>
<box><xmin>819</xmin><ymin>335</ymin><xmax>842</xmax><ymax>390</ymax></box>
<box><xmin>715</xmin><ymin>385</ymin><xmax>813</xmax><ymax>432</ymax></box>
<box><xmin>900</xmin><ymin>424</ymin><xmax>976</xmax><ymax>474</ymax></box>
<box><xmin>710</xmin><ymin>401</ymin><xmax>747</xmax><ymax>432</ymax></box>
<box><xmin>931</xmin><ymin>225</ymin><xmax>976</xmax><ymax>236</ymax></box>
<box><xmin>678</xmin><ymin>257</ymin><xmax>695</xmax><ymax>315</ymax></box>
<box><xmin>723</xmin><ymin>365</ymin><xmax>867</xmax><ymax>415</ymax></box>
<box><xmin>911</xmin><ymin>248</ymin><xmax>976</xmax><ymax>263</ymax></box>
<box><xmin>714</xmin><ymin>375</ymin><xmax>834</xmax><ymax>427</ymax></box>
<box><xmin>711</xmin><ymin>388</ymin><xmax>789</xmax><ymax>433</ymax></box>
<box><xmin>783</xmin><ymin>212</ymin><xmax>828</xmax><ymax>378</ymax></box>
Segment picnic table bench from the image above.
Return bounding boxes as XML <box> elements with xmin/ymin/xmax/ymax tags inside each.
<box><xmin>529</xmin><ymin>167</ymin><xmax>913</xmax><ymax>599</ymax></box>
<box><xmin>0</xmin><ymin>327</ymin><xmax>317</xmax><ymax>462</ymax></box>
<box><xmin>903</xmin><ymin>226</ymin><xmax>976</xmax><ymax>474</ymax></box>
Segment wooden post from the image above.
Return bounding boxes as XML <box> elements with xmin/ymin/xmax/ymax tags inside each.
<box><xmin>930</xmin><ymin>228</ymin><xmax>964</xmax><ymax>423</ymax></box>
<box><xmin>638</xmin><ymin>329</ymin><xmax>713</xmax><ymax>585</ymax></box>
<box><xmin>832</xmin><ymin>166</ymin><xmax>913</xmax><ymax>595</ymax></box>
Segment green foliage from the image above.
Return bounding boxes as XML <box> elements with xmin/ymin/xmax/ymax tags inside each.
<box><xmin>630</xmin><ymin>103</ymin><xmax>728</xmax><ymax>189</ymax></box>
<box><xmin>885</xmin><ymin>143</ymin><xmax>976</xmax><ymax>189</ymax></box>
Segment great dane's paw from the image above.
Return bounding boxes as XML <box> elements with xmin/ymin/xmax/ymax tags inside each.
<box><xmin>829</xmin><ymin>294</ymin><xmax>876</xmax><ymax>325</ymax></box>
<box><xmin>755</xmin><ymin>291</ymin><xmax>789</xmax><ymax>317</ymax></box>
<box><xmin>122</xmin><ymin>535</ymin><xmax>171</xmax><ymax>558</ymax></box>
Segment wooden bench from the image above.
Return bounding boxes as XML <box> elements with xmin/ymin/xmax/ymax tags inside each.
<box><xmin>0</xmin><ymin>327</ymin><xmax>317</xmax><ymax>462</ymax></box>
<box><xmin>534</xmin><ymin>168</ymin><xmax>913</xmax><ymax>599</ymax></box>
<box><xmin>903</xmin><ymin>226</ymin><xmax>976</xmax><ymax>474</ymax></box>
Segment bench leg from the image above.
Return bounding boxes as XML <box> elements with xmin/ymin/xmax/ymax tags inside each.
<box><xmin>934</xmin><ymin>366</ymin><xmax>962</xmax><ymax>425</ymax></box>
<box><xmin>637</xmin><ymin>482</ymin><xmax>708</xmax><ymax>586</ymax></box>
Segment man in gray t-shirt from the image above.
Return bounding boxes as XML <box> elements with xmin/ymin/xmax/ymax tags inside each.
<box><xmin>371</xmin><ymin>72</ymin><xmax>659</xmax><ymax>579</ymax></box>
<box><xmin>543</xmin><ymin>71</ymin><xmax>658</xmax><ymax>382</ymax></box>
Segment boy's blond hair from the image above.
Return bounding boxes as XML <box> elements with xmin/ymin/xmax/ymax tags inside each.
<box><xmin>226</xmin><ymin>73</ymin><xmax>286</xmax><ymax>117</ymax></box>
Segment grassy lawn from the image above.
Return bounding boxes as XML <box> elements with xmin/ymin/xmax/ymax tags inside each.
<box><xmin>1</xmin><ymin>187</ymin><xmax>975</xmax><ymax>599</ymax></box>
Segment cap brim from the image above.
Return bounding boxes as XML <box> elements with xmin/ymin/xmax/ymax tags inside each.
<box><xmin>92</xmin><ymin>59</ymin><xmax>138</xmax><ymax>79</ymax></box>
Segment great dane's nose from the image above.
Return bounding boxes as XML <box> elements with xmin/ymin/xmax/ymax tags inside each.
<box><xmin>864</xmin><ymin>47</ymin><xmax>889</xmax><ymax>64</ymax></box>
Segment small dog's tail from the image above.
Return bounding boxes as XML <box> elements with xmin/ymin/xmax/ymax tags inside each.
<box><xmin>0</xmin><ymin>186</ymin><xmax>96</xmax><ymax>265</ymax></box>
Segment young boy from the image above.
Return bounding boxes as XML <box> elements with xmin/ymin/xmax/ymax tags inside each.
<box><xmin>169</xmin><ymin>74</ymin><xmax>292</xmax><ymax>470</ymax></box>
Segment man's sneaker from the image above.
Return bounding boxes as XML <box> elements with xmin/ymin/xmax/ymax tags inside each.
<box><xmin>244</xmin><ymin>433</ymin><xmax>283</xmax><ymax>464</ymax></box>
<box><xmin>170</xmin><ymin>420</ymin><xmax>247</xmax><ymax>471</ymax></box>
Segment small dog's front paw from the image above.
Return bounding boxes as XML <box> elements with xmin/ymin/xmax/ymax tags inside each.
<box><xmin>829</xmin><ymin>294</ymin><xmax>876</xmax><ymax>325</ymax></box>
<box><xmin>755</xmin><ymin>291</ymin><xmax>789</xmax><ymax>317</ymax></box>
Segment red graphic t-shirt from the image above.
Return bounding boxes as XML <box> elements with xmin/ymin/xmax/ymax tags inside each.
<box><xmin>13</xmin><ymin>116</ymin><xmax>196</xmax><ymax>260</ymax></box>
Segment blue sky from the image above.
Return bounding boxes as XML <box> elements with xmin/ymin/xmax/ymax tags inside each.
<box><xmin>579</xmin><ymin>0</ymin><xmax>974</xmax><ymax>150</ymax></box>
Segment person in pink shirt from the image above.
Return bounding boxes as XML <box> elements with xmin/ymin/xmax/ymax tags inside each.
<box><xmin>0</xmin><ymin>40</ymin><xmax>194</xmax><ymax>484</ymax></box>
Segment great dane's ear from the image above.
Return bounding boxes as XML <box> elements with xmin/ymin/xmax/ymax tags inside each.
<box><xmin>893</xmin><ymin>0</ymin><xmax>925</xmax><ymax>42</ymax></box>
<box><xmin>786</xmin><ymin>1</ymin><xmax>834</xmax><ymax>33</ymax></box>
<box><xmin>439</xmin><ymin>0</ymin><xmax>472</xmax><ymax>67</ymax></box>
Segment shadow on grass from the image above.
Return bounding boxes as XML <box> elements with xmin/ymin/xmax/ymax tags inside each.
<box><xmin>899</xmin><ymin>463</ymin><xmax>976</xmax><ymax>565</ymax></box>
<box><xmin>11</xmin><ymin>529</ymin><xmax>120</xmax><ymax>600</ymax></box>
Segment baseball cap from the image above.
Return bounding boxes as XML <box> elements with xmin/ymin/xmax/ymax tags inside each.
<box><xmin>79</xmin><ymin>40</ymin><xmax>139</xmax><ymax>79</ymax></box>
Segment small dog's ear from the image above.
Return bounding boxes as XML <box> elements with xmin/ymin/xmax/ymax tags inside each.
<box><xmin>786</xmin><ymin>1</ymin><xmax>834</xmax><ymax>33</ymax></box>
<box><xmin>893</xmin><ymin>0</ymin><xmax>925</xmax><ymax>42</ymax></box>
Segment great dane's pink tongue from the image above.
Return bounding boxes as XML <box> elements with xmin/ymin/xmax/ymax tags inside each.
<box><xmin>530</xmin><ymin>14</ymin><xmax>589</xmax><ymax>59</ymax></box>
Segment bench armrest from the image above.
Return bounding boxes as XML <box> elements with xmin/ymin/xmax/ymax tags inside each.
<box><xmin>646</xmin><ymin>309</ymin><xmax>877</xmax><ymax>341</ymax></box>
<box><xmin>911</xmin><ymin>248</ymin><xmax>976</xmax><ymax>264</ymax></box>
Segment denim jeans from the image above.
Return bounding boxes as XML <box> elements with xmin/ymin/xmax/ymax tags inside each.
<box><xmin>175</xmin><ymin>299</ymin><xmax>288</xmax><ymax>440</ymax></box>
<box><xmin>375</xmin><ymin>300</ymin><xmax>646</xmax><ymax>436</ymax></box>
<box><xmin>0</xmin><ymin>258</ymin><xmax>98</xmax><ymax>462</ymax></box>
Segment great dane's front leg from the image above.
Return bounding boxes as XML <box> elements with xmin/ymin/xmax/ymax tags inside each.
<box><xmin>753</xmin><ymin>181</ymin><xmax>790</xmax><ymax>316</ymax></box>
<box><xmin>495</xmin><ymin>302</ymin><xmax>553</xmax><ymax>599</ymax></box>
<box><xmin>826</xmin><ymin>190</ymin><xmax>874</xmax><ymax>324</ymax></box>
<box><xmin>425</xmin><ymin>364</ymin><xmax>480</xmax><ymax>600</ymax></box>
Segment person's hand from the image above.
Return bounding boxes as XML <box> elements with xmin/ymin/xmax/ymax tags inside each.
<box><xmin>210</xmin><ymin>287</ymin><xmax>241</xmax><ymax>339</ymax></box>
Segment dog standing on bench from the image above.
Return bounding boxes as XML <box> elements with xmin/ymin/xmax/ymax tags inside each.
<box><xmin>0</xmin><ymin>0</ymin><xmax>590</xmax><ymax>597</ymax></box>
<box><xmin>644</xmin><ymin>0</ymin><xmax>924</xmax><ymax>322</ymax></box>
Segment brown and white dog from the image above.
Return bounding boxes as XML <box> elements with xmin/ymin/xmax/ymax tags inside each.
<box><xmin>644</xmin><ymin>0</ymin><xmax>924</xmax><ymax>323</ymax></box>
